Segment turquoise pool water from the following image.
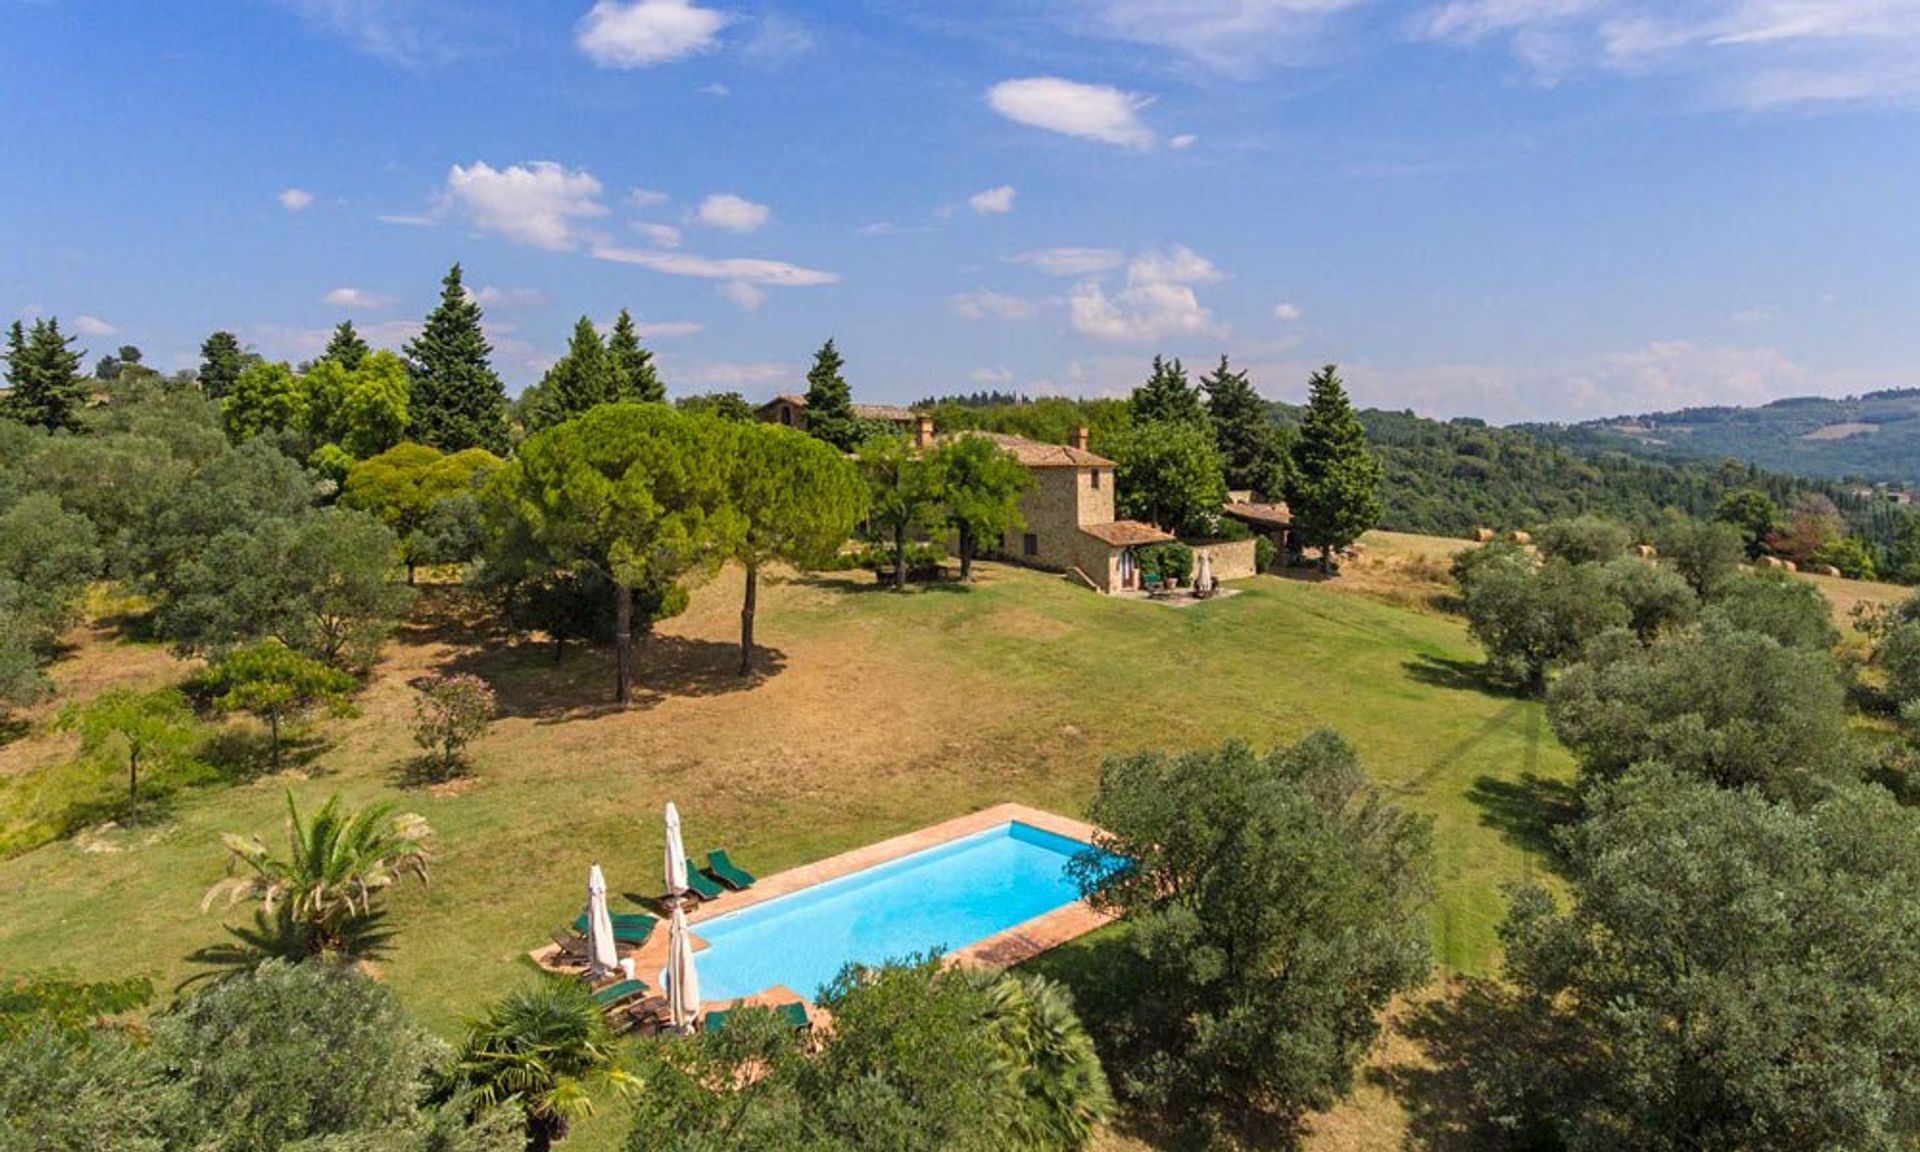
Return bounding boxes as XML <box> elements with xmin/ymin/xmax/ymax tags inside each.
<box><xmin>693</xmin><ymin>821</ymin><xmax>1098</xmax><ymax>1000</ymax></box>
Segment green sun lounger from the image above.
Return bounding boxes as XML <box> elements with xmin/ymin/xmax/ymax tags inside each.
<box><xmin>703</xmin><ymin>850</ymin><xmax>756</xmax><ymax>890</ymax></box>
<box><xmin>703</xmin><ymin>1001</ymin><xmax>809</xmax><ymax>1033</ymax></box>
<box><xmin>591</xmin><ymin>979</ymin><xmax>650</xmax><ymax>1008</ymax></box>
<box><xmin>572</xmin><ymin>912</ymin><xmax>656</xmax><ymax>943</ymax></box>
<box><xmin>681</xmin><ymin>862</ymin><xmax>724</xmax><ymax>901</ymax></box>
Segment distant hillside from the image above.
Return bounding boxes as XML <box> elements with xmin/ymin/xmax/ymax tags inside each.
<box><xmin>1522</xmin><ymin>389</ymin><xmax>1920</xmax><ymax>484</ymax></box>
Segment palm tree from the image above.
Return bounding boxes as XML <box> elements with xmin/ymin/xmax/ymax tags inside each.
<box><xmin>976</xmin><ymin>972</ymin><xmax>1115</xmax><ymax>1151</ymax></box>
<box><xmin>447</xmin><ymin>976</ymin><xmax>639</xmax><ymax>1152</ymax></box>
<box><xmin>202</xmin><ymin>790</ymin><xmax>431</xmax><ymax>958</ymax></box>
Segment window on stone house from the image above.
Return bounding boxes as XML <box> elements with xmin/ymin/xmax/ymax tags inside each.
<box><xmin>1091</xmin><ymin>468</ymin><xmax>1101</xmax><ymax>489</ymax></box>
<box><xmin>1023</xmin><ymin>533</ymin><xmax>1039</xmax><ymax>557</ymax></box>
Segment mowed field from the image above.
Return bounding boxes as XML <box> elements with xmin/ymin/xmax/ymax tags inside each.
<box><xmin>15</xmin><ymin>528</ymin><xmax>1896</xmax><ymax>1149</ymax></box>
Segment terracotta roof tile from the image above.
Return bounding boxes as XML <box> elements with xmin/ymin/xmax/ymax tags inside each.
<box><xmin>945</xmin><ymin>432</ymin><xmax>1114</xmax><ymax>468</ymax></box>
<box><xmin>1223</xmin><ymin>501</ymin><xmax>1292</xmax><ymax>528</ymax></box>
<box><xmin>1081</xmin><ymin>520</ymin><xmax>1176</xmax><ymax>547</ymax></box>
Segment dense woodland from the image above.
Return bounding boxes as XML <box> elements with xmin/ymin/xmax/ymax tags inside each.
<box><xmin>1526</xmin><ymin>388</ymin><xmax>1920</xmax><ymax>483</ymax></box>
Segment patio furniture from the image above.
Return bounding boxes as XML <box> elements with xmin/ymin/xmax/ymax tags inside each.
<box><xmin>591</xmin><ymin>978</ymin><xmax>651</xmax><ymax>1010</ymax></box>
<box><xmin>703</xmin><ymin>850</ymin><xmax>756</xmax><ymax>890</ymax></box>
<box><xmin>703</xmin><ymin>1001</ymin><xmax>810</xmax><ymax>1033</ymax></box>
<box><xmin>572</xmin><ymin>910</ymin><xmax>657</xmax><ymax>943</ymax></box>
<box><xmin>681</xmin><ymin>861</ymin><xmax>725</xmax><ymax>901</ymax></box>
<box><xmin>549</xmin><ymin>929</ymin><xmax>591</xmax><ymax>965</ymax></box>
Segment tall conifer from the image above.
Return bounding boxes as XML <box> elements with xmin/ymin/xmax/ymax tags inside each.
<box><xmin>1287</xmin><ymin>365</ymin><xmax>1383</xmax><ymax>571</ymax></box>
<box><xmin>606</xmin><ymin>308</ymin><xmax>663</xmax><ymax>403</ymax></box>
<box><xmin>404</xmin><ymin>264</ymin><xmax>508</xmax><ymax>453</ymax></box>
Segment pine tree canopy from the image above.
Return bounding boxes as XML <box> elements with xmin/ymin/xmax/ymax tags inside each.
<box><xmin>403</xmin><ymin>264</ymin><xmax>508</xmax><ymax>454</ymax></box>
<box><xmin>198</xmin><ymin>331</ymin><xmax>246</xmax><ymax>402</ymax></box>
<box><xmin>803</xmin><ymin>338</ymin><xmax>864</xmax><ymax>451</ymax></box>
<box><xmin>1</xmin><ymin>318</ymin><xmax>89</xmax><ymax>431</ymax></box>
<box><xmin>1202</xmin><ymin>354</ymin><xmax>1282</xmax><ymax>496</ymax></box>
<box><xmin>607</xmin><ymin>308</ymin><xmax>664</xmax><ymax>403</ymax></box>
<box><xmin>1287</xmin><ymin>364</ymin><xmax>1383</xmax><ymax>567</ymax></box>
<box><xmin>321</xmin><ymin>321</ymin><xmax>370</xmax><ymax>372</ymax></box>
<box><xmin>1130</xmin><ymin>355</ymin><xmax>1206</xmax><ymax>428</ymax></box>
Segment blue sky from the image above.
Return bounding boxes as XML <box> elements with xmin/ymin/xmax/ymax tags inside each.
<box><xmin>4</xmin><ymin>0</ymin><xmax>1919</xmax><ymax>422</ymax></box>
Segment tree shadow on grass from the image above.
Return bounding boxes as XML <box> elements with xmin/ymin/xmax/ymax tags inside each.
<box><xmin>200</xmin><ymin>727</ymin><xmax>333</xmax><ymax>783</ymax></box>
<box><xmin>1368</xmin><ymin>978</ymin><xmax>1575</xmax><ymax>1152</ymax></box>
<box><xmin>797</xmin><ymin>571</ymin><xmax>974</xmax><ymax>596</ymax></box>
<box><xmin>181</xmin><ymin>906</ymin><xmax>396</xmax><ymax>991</ymax></box>
<box><xmin>0</xmin><ymin>715</ymin><xmax>28</xmax><ymax>748</ymax></box>
<box><xmin>1402</xmin><ymin>653</ymin><xmax>1532</xmax><ymax>702</ymax></box>
<box><xmin>1466</xmin><ymin>773</ymin><xmax>1579</xmax><ymax>867</ymax></box>
<box><xmin>437</xmin><ymin>635</ymin><xmax>789</xmax><ymax>723</ymax></box>
<box><xmin>394</xmin><ymin>754</ymin><xmax>474</xmax><ymax>790</ymax></box>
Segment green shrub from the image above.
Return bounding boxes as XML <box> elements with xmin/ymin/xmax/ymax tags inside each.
<box><xmin>1136</xmin><ymin>541</ymin><xmax>1193</xmax><ymax>585</ymax></box>
<box><xmin>1255</xmin><ymin>536</ymin><xmax>1277</xmax><ymax>573</ymax></box>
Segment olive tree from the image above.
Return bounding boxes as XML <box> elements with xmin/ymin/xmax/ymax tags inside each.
<box><xmin>928</xmin><ymin>433</ymin><xmax>1031</xmax><ymax>581</ymax></box>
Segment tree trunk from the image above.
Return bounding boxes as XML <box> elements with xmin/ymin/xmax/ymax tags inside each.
<box><xmin>405</xmin><ymin>561</ymin><xmax>417</xmax><ymax>586</ymax></box>
<box><xmin>269</xmin><ymin>713</ymin><xmax>281</xmax><ymax>771</ymax></box>
<box><xmin>614</xmin><ymin>581</ymin><xmax>634</xmax><ymax>704</ymax></box>
<box><xmin>959</xmin><ymin>526</ymin><xmax>975</xmax><ymax>582</ymax></box>
<box><xmin>893</xmin><ymin>522</ymin><xmax>907</xmax><ymax>592</ymax></box>
<box><xmin>739</xmin><ymin>561</ymin><xmax>758</xmax><ymax>676</ymax></box>
<box><xmin>126</xmin><ymin>750</ymin><xmax>140</xmax><ymax>827</ymax></box>
<box><xmin>1320</xmin><ymin>545</ymin><xmax>1333</xmax><ymax>574</ymax></box>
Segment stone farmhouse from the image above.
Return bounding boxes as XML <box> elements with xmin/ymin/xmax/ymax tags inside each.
<box><xmin>755</xmin><ymin>394</ymin><xmax>918</xmax><ymax>435</ymax></box>
<box><xmin>753</xmin><ymin>401</ymin><xmax>1260</xmax><ymax>594</ymax></box>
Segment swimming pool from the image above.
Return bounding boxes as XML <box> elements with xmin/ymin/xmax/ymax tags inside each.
<box><xmin>692</xmin><ymin>821</ymin><xmax>1101</xmax><ymax>1000</ymax></box>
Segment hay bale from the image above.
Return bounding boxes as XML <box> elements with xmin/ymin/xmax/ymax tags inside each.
<box><xmin>1635</xmin><ymin>544</ymin><xmax>1658</xmax><ymax>559</ymax></box>
<box><xmin>1473</xmin><ymin>527</ymin><xmax>1496</xmax><ymax>543</ymax></box>
<box><xmin>1758</xmin><ymin>556</ymin><xmax>1785</xmax><ymax>570</ymax></box>
<box><xmin>1783</xmin><ymin>560</ymin><xmax>1799</xmax><ymax>572</ymax></box>
<box><xmin>1816</xmin><ymin>564</ymin><xmax>1843</xmax><ymax>578</ymax></box>
<box><xmin>1510</xmin><ymin>530</ymin><xmax>1532</xmax><ymax>545</ymax></box>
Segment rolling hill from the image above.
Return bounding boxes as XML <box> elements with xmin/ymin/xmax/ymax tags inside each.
<box><xmin>1523</xmin><ymin>389</ymin><xmax>1920</xmax><ymax>484</ymax></box>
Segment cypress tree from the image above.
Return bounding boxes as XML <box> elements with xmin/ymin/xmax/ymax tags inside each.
<box><xmin>606</xmin><ymin>308</ymin><xmax>663</xmax><ymax>403</ymax></box>
<box><xmin>1287</xmin><ymin>365</ymin><xmax>1383</xmax><ymax>572</ymax></box>
<box><xmin>535</xmin><ymin>316</ymin><xmax>614</xmax><ymax>429</ymax></box>
<box><xmin>199</xmin><ymin>331</ymin><xmax>246</xmax><ymax>401</ymax></box>
<box><xmin>1130</xmin><ymin>355</ymin><xmax>1206</xmax><ymax>427</ymax></box>
<box><xmin>404</xmin><ymin>264</ymin><xmax>508</xmax><ymax>453</ymax></box>
<box><xmin>321</xmin><ymin>321</ymin><xmax>370</xmax><ymax>372</ymax></box>
<box><xmin>802</xmin><ymin>338</ymin><xmax>861</xmax><ymax>451</ymax></box>
<box><xmin>1201</xmin><ymin>355</ymin><xmax>1282</xmax><ymax>496</ymax></box>
<box><xmin>1</xmin><ymin>318</ymin><xmax>88</xmax><ymax>431</ymax></box>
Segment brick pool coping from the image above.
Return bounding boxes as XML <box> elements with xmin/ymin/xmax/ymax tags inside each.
<box><xmin>533</xmin><ymin>803</ymin><xmax>1114</xmax><ymax>1009</ymax></box>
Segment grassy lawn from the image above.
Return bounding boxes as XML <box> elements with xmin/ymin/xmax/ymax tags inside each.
<box><xmin>0</xmin><ymin>547</ymin><xmax>1576</xmax><ymax>1149</ymax></box>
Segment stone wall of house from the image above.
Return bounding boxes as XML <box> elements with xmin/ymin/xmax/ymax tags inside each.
<box><xmin>1003</xmin><ymin>469</ymin><xmax>1083</xmax><ymax>569</ymax></box>
<box><xmin>1191</xmin><ymin>538</ymin><xmax>1259</xmax><ymax>583</ymax></box>
<box><xmin>759</xmin><ymin>398</ymin><xmax>805</xmax><ymax>428</ymax></box>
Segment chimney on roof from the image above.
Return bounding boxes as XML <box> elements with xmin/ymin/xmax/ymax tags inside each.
<box><xmin>914</xmin><ymin>414</ymin><xmax>935</xmax><ymax>449</ymax></box>
<box><xmin>1070</xmin><ymin>425</ymin><xmax>1090</xmax><ymax>453</ymax></box>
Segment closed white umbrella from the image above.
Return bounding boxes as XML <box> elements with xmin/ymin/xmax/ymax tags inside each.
<box><xmin>664</xmin><ymin>802</ymin><xmax>689</xmax><ymax>903</ymax></box>
<box><xmin>585</xmin><ymin>863</ymin><xmax>619</xmax><ymax>978</ymax></box>
<box><xmin>666</xmin><ymin>903</ymin><xmax>701</xmax><ymax>1033</ymax></box>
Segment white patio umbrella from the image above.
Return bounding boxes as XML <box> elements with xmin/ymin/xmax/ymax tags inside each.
<box><xmin>665</xmin><ymin>903</ymin><xmax>701</xmax><ymax>1033</ymax></box>
<box><xmin>585</xmin><ymin>863</ymin><xmax>619</xmax><ymax>978</ymax></box>
<box><xmin>1196</xmin><ymin>550</ymin><xmax>1212</xmax><ymax>591</ymax></box>
<box><xmin>664</xmin><ymin>802</ymin><xmax>689</xmax><ymax>903</ymax></box>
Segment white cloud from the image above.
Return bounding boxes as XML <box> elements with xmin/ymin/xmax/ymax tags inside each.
<box><xmin>699</xmin><ymin>82</ymin><xmax>730</xmax><ymax>96</ymax></box>
<box><xmin>1007</xmin><ymin>247</ymin><xmax>1126</xmax><ymax>276</ymax></box>
<box><xmin>741</xmin><ymin>11</ymin><xmax>814</xmax><ymax>61</ymax></box>
<box><xmin>441</xmin><ymin>160</ymin><xmax>608</xmax><ymax>250</ymax></box>
<box><xmin>950</xmin><ymin>290</ymin><xmax>1046</xmax><ymax>321</ymax></box>
<box><xmin>1067</xmin><ymin>245</ymin><xmax>1225</xmax><ymax>343</ymax></box>
<box><xmin>629</xmin><ymin>187</ymin><xmax>671</xmax><ymax>208</ymax></box>
<box><xmin>695</xmin><ymin>193</ymin><xmax>771</xmax><ymax>233</ymax></box>
<box><xmin>591</xmin><ymin>244</ymin><xmax>839</xmax><ymax>286</ymax></box>
<box><xmin>1169</xmin><ymin>133</ymin><xmax>1199</xmax><ymax>149</ymax></box>
<box><xmin>577</xmin><ymin>0</ymin><xmax>732</xmax><ymax>68</ymax></box>
<box><xmin>469</xmin><ymin>285</ymin><xmax>548</xmax><ymax>310</ymax></box>
<box><xmin>377</xmin><ymin>213</ymin><xmax>437</xmax><ymax>227</ymax></box>
<box><xmin>274</xmin><ymin>0</ymin><xmax>475</xmax><ymax>66</ymax></box>
<box><xmin>987</xmin><ymin>77</ymin><xmax>1156</xmax><ymax>148</ymax></box>
<box><xmin>682</xmin><ymin>360</ymin><xmax>794</xmax><ymax>388</ymax></box>
<box><xmin>279</xmin><ymin>187</ymin><xmax>315</xmax><ymax>211</ymax></box>
<box><xmin>719</xmin><ymin>281</ymin><xmax>766</xmax><ymax>310</ymax></box>
<box><xmin>968</xmin><ymin>185</ymin><xmax>1017</xmax><ymax>214</ymax></box>
<box><xmin>636</xmin><ymin>320</ymin><xmax>704</xmax><ymax>338</ymax></box>
<box><xmin>1274</xmin><ymin>302</ymin><xmax>1303</xmax><ymax>321</ymax></box>
<box><xmin>324</xmin><ymin>287</ymin><xmax>396</xmax><ymax>310</ymax></box>
<box><xmin>1414</xmin><ymin>0</ymin><xmax>1920</xmax><ymax>108</ymax></box>
<box><xmin>1071</xmin><ymin>0</ymin><xmax>1368</xmax><ymax>75</ymax></box>
<box><xmin>74</xmin><ymin>315</ymin><xmax>117</xmax><ymax>336</ymax></box>
<box><xmin>633</xmin><ymin>222</ymin><xmax>684</xmax><ymax>247</ymax></box>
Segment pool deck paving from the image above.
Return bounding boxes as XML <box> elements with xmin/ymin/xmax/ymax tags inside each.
<box><xmin>529</xmin><ymin>802</ymin><xmax>1113</xmax><ymax>1012</ymax></box>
